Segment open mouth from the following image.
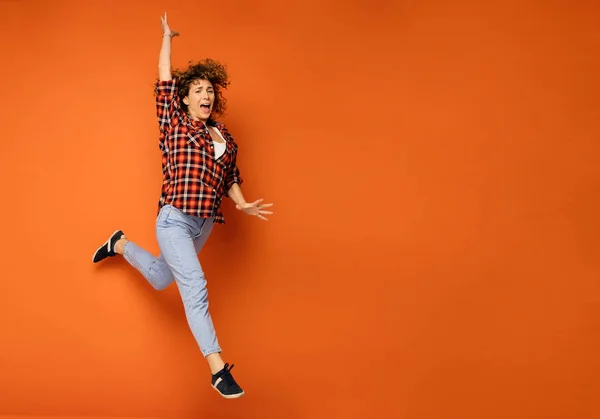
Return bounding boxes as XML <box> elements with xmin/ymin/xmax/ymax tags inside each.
<box><xmin>200</xmin><ymin>104</ymin><xmax>211</xmax><ymax>113</ymax></box>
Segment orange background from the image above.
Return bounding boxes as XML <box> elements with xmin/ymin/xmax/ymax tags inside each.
<box><xmin>1</xmin><ymin>0</ymin><xmax>599</xmax><ymax>418</ymax></box>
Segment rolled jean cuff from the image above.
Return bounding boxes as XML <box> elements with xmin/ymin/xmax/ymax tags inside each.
<box><xmin>203</xmin><ymin>347</ymin><xmax>222</xmax><ymax>358</ymax></box>
<box><xmin>122</xmin><ymin>242</ymin><xmax>139</xmax><ymax>270</ymax></box>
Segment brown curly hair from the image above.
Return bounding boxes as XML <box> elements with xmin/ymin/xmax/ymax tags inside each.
<box><xmin>158</xmin><ymin>58</ymin><xmax>230</xmax><ymax>124</ymax></box>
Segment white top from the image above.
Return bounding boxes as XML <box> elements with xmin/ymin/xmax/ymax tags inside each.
<box><xmin>211</xmin><ymin>127</ymin><xmax>227</xmax><ymax>159</ymax></box>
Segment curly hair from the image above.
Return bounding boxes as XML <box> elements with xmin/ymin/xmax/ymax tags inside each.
<box><xmin>158</xmin><ymin>58</ymin><xmax>230</xmax><ymax>124</ymax></box>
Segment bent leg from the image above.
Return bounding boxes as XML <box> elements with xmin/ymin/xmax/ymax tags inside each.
<box><xmin>123</xmin><ymin>242</ymin><xmax>173</xmax><ymax>290</ymax></box>
<box><xmin>120</xmin><ymin>215</ymin><xmax>214</xmax><ymax>291</ymax></box>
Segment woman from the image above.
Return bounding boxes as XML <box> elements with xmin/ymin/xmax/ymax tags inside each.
<box><xmin>92</xmin><ymin>13</ymin><xmax>273</xmax><ymax>399</ymax></box>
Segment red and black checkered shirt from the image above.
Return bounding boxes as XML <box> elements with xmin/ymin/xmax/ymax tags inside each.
<box><xmin>155</xmin><ymin>78</ymin><xmax>243</xmax><ymax>224</ymax></box>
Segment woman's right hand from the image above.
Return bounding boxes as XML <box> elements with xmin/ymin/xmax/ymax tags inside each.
<box><xmin>160</xmin><ymin>12</ymin><xmax>179</xmax><ymax>37</ymax></box>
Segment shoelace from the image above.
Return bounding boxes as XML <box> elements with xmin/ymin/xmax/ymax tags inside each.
<box><xmin>219</xmin><ymin>363</ymin><xmax>237</xmax><ymax>385</ymax></box>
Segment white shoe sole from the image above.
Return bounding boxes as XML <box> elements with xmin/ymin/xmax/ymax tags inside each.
<box><xmin>212</xmin><ymin>383</ymin><xmax>245</xmax><ymax>399</ymax></box>
<box><xmin>92</xmin><ymin>229</ymin><xmax>122</xmax><ymax>263</ymax></box>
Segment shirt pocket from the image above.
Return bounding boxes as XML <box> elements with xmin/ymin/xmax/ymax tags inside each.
<box><xmin>185</xmin><ymin>132</ymin><xmax>216</xmax><ymax>164</ymax></box>
<box><xmin>186</xmin><ymin>132</ymin><xmax>203</xmax><ymax>148</ymax></box>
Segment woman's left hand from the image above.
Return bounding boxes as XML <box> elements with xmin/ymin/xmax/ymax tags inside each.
<box><xmin>236</xmin><ymin>199</ymin><xmax>274</xmax><ymax>221</ymax></box>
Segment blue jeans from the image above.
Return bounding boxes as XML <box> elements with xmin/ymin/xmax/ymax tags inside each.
<box><xmin>122</xmin><ymin>204</ymin><xmax>221</xmax><ymax>357</ymax></box>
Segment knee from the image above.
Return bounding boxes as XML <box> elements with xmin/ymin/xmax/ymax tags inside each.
<box><xmin>149</xmin><ymin>269</ymin><xmax>174</xmax><ymax>291</ymax></box>
<box><xmin>152</xmin><ymin>281</ymin><xmax>170</xmax><ymax>291</ymax></box>
<box><xmin>181</xmin><ymin>276</ymin><xmax>209</xmax><ymax>303</ymax></box>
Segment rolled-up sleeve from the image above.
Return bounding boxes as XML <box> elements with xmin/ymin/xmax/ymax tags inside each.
<box><xmin>155</xmin><ymin>78</ymin><xmax>179</xmax><ymax>135</ymax></box>
<box><xmin>225</xmin><ymin>152</ymin><xmax>243</xmax><ymax>193</ymax></box>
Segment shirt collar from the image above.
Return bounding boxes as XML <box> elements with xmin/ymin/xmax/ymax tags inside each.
<box><xmin>183</xmin><ymin>113</ymin><xmax>209</xmax><ymax>132</ymax></box>
<box><xmin>182</xmin><ymin>113</ymin><xmax>228</xmax><ymax>134</ymax></box>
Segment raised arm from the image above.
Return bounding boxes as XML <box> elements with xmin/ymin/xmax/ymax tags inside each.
<box><xmin>159</xmin><ymin>12</ymin><xmax>179</xmax><ymax>81</ymax></box>
<box><xmin>155</xmin><ymin>13</ymin><xmax>181</xmax><ymax>138</ymax></box>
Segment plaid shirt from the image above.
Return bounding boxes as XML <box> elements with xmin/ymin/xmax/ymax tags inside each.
<box><xmin>155</xmin><ymin>78</ymin><xmax>243</xmax><ymax>224</ymax></box>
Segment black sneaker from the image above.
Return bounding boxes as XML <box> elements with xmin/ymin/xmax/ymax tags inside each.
<box><xmin>92</xmin><ymin>230</ymin><xmax>126</xmax><ymax>263</ymax></box>
<box><xmin>211</xmin><ymin>363</ymin><xmax>245</xmax><ymax>399</ymax></box>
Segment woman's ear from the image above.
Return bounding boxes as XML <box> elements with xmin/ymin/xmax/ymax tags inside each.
<box><xmin>183</xmin><ymin>96</ymin><xmax>189</xmax><ymax>105</ymax></box>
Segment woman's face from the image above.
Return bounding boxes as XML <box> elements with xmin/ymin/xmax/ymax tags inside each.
<box><xmin>184</xmin><ymin>79</ymin><xmax>215</xmax><ymax>122</ymax></box>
